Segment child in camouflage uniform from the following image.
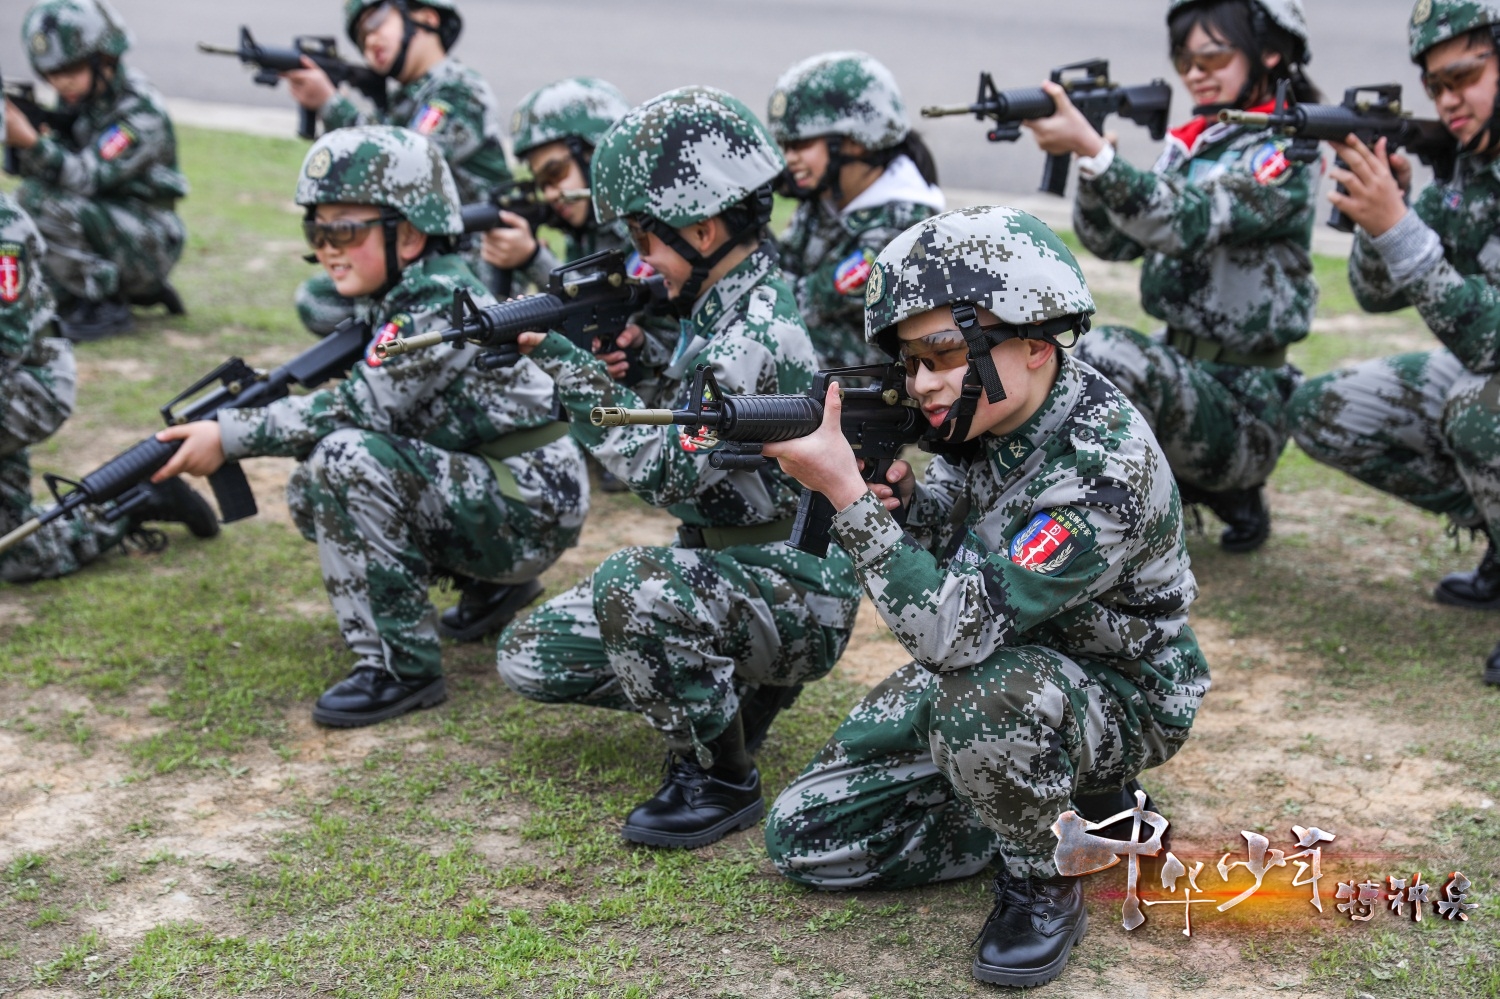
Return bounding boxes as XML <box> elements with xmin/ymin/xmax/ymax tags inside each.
<box><xmin>495</xmin><ymin>87</ymin><xmax>862</xmax><ymax>850</ymax></box>
<box><xmin>154</xmin><ymin>126</ymin><xmax>587</xmax><ymax>727</ymax></box>
<box><xmin>4</xmin><ymin>0</ymin><xmax>187</xmax><ymax>342</ymax></box>
<box><xmin>0</xmin><ymin>82</ymin><xmax>215</xmax><ymax>582</ymax></box>
<box><xmin>1024</xmin><ymin>0</ymin><xmax>1320</xmax><ymax>553</ymax></box>
<box><xmin>761</xmin><ymin>206</ymin><xmax>1208</xmax><ymax>988</ymax></box>
<box><xmin>768</xmin><ymin>52</ymin><xmax>945</xmax><ymax>368</ymax></box>
<box><xmin>280</xmin><ymin>0</ymin><xmax>513</xmax><ymax>334</ymax></box>
<box><xmin>1290</xmin><ymin>0</ymin><xmax>1500</xmax><ymax>685</ymax></box>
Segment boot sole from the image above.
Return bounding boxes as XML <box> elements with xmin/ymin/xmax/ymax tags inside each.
<box><xmin>620</xmin><ymin>797</ymin><xmax>765</xmax><ymax>849</ymax></box>
<box><xmin>972</xmin><ymin>908</ymin><xmax>1088</xmax><ymax>988</ymax></box>
<box><xmin>437</xmin><ymin>578</ymin><xmax>545</xmax><ymax>643</ymax></box>
<box><xmin>1432</xmin><ymin>586</ymin><xmax>1500</xmax><ymax>610</ymax></box>
<box><xmin>312</xmin><ymin>676</ymin><xmax>447</xmax><ymax>728</ymax></box>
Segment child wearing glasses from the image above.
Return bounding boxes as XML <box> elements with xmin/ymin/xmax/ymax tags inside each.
<box><xmin>1290</xmin><ymin>0</ymin><xmax>1500</xmax><ymax>686</ymax></box>
<box><xmin>280</xmin><ymin>0</ymin><xmax>513</xmax><ymax>335</ymax></box>
<box><xmin>494</xmin><ymin>88</ymin><xmax>861</xmax><ymax>850</ymax></box>
<box><xmin>1024</xmin><ymin>0</ymin><xmax>1320</xmax><ymax>554</ymax></box>
<box><xmin>152</xmin><ymin>126</ymin><xmax>587</xmax><ymax>728</ymax></box>
<box><xmin>767</xmin><ymin>52</ymin><xmax>945</xmax><ymax>368</ymax></box>
<box><xmin>760</xmin><ymin>206</ymin><xmax>1207</xmax><ymax>988</ymax></box>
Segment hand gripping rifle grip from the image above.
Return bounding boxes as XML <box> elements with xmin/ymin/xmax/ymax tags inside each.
<box><xmin>208</xmin><ymin>462</ymin><xmax>258</xmax><ymax>523</ymax></box>
<box><xmin>297</xmin><ymin>105</ymin><xmax>317</xmax><ymax>141</ymax></box>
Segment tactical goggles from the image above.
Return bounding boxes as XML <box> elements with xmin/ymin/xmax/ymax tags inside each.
<box><xmin>1171</xmin><ymin>45</ymin><xmax>1238</xmax><ymax>76</ymax></box>
<box><xmin>897</xmin><ymin>329</ymin><xmax>981</xmax><ymax>376</ymax></box>
<box><xmin>624</xmin><ymin>217</ymin><xmax>655</xmax><ymax>255</ymax></box>
<box><xmin>530</xmin><ymin>153</ymin><xmax>575</xmax><ymax>191</ymax></box>
<box><xmin>353</xmin><ymin>1</ymin><xmax>398</xmax><ymax>48</ymax></box>
<box><xmin>302</xmin><ymin>216</ymin><xmax>383</xmax><ymax>250</ymax></box>
<box><xmin>1422</xmin><ymin>51</ymin><xmax>1492</xmax><ymax>99</ymax></box>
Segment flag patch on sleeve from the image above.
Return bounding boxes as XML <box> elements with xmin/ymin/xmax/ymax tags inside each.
<box><xmin>1250</xmin><ymin>141</ymin><xmax>1292</xmax><ymax>186</ymax></box>
<box><xmin>833</xmin><ymin>249</ymin><xmax>874</xmax><ymax>296</ymax></box>
<box><xmin>0</xmin><ymin>244</ymin><xmax>23</xmax><ymax>304</ymax></box>
<box><xmin>366</xmin><ymin>313</ymin><xmax>412</xmax><ymax>367</ymax></box>
<box><xmin>410</xmin><ymin>102</ymin><xmax>450</xmax><ymax>136</ymax></box>
<box><xmin>1008</xmin><ymin>508</ymin><xmax>1094</xmax><ymax>575</ymax></box>
<box><xmin>97</xmin><ymin>124</ymin><xmax>136</xmax><ymax>161</ymax></box>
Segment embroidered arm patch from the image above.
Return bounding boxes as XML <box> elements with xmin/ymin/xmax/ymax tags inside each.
<box><xmin>1008</xmin><ymin>507</ymin><xmax>1097</xmax><ymax>575</ymax></box>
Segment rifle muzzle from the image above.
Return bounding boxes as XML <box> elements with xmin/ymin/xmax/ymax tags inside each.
<box><xmin>591</xmin><ymin>407</ymin><xmax>676</xmax><ymax>427</ymax></box>
<box><xmin>374</xmin><ymin>330</ymin><xmax>447</xmax><ymax>359</ymax></box>
<box><xmin>197</xmin><ymin>42</ymin><xmax>242</xmax><ymax>56</ymax></box>
<box><xmin>1218</xmin><ymin>110</ymin><xmax>1270</xmax><ymax>127</ymax></box>
<box><xmin>0</xmin><ymin>517</ymin><xmax>43</xmax><ymax>555</ymax></box>
<box><xmin>920</xmin><ymin>104</ymin><xmax>977</xmax><ymax>118</ymax></box>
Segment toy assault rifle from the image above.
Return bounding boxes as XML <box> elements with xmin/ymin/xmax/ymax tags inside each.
<box><xmin>459</xmin><ymin>183</ymin><xmax>592</xmax><ymax>299</ymax></box>
<box><xmin>922</xmin><ymin>59</ymin><xmax>1172</xmax><ymax>196</ymax></box>
<box><xmin>2</xmin><ymin>80</ymin><xmax>78</xmax><ymax>176</ymax></box>
<box><xmin>375</xmin><ymin>248</ymin><xmax>665</xmax><ymax>384</ymax></box>
<box><xmin>198</xmin><ymin>27</ymin><xmax>389</xmax><ymax>140</ymax></box>
<box><xmin>1219</xmin><ymin>82</ymin><xmax>1457</xmax><ymax>232</ymax></box>
<box><xmin>591</xmin><ymin>363</ymin><xmax>926</xmax><ymax>558</ymax></box>
<box><xmin>0</xmin><ymin>319</ymin><xmax>367</xmax><ymax>556</ymax></box>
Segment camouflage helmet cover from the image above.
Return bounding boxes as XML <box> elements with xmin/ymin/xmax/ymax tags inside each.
<box><xmin>766</xmin><ymin>51</ymin><xmax>910</xmax><ymax>151</ymax></box>
<box><xmin>865</xmin><ymin>206</ymin><xmax>1095</xmax><ymax>345</ymax></box>
<box><xmin>23</xmin><ymin>0</ymin><xmax>132</xmax><ymax>74</ymax></box>
<box><xmin>510</xmin><ymin>77</ymin><xmax>631</xmax><ymax>157</ymax></box>
<box><xmin>1167</xmin><ymin>0</ymin><xmax>1310</xmax><ymax>59</ymax></box>
<box><xmin>590</xmin><ymin>86</ymin><xmax>785</xmax><ymax>227</ymax></box>
<box><xmin>1408</xmin><ymin>0</ymin><xmax>1500</xmax><ymax>60</ymax></box>
<box><xmin>343</xmin><ymin>0</ymin><xmax>462</xmax><ymax>49</ymax></box>
<box><xmin>295</xmin><ymin>124</ymin><xmax>463</xmax><ymax>235</ymax></box>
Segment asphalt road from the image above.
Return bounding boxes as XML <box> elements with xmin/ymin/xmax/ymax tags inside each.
<box><xmin>1</xmin><ymin>0</ymin><xmax>1430</xmax><ymax>195</ymax></box>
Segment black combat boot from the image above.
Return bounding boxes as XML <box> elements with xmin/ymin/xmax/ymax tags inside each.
<box><xmin>130</xmin><ymin>281</ymin><xmax>186</xmax><ymax>316</ymax></box>
<box><xmin>312</xmin><ymin>667</ymin><xmax>447</xmax><ymax>727</ymax></box>
<box><xmin>741</xmin><ymin>683</ymin><xmax>804</xmax><ymax>754</ymax></box>
<box><xmin>1484</xmin><ymin>642</ymin><xmax>1500</xmax><ymax>687</ymax></box>
<box><xmin>621</xmin><ymin>713</ymin><xmax>763</xmax><ymax>849</ymax></box>
<box><xmin>437</xmin><ymin>577</ymin><xmax>544</xmax><ymax>642</ymax></box>
<box><xmin>127</xmin><ymin>477</ymin><xmax>221</xmax><ymax>540</ymax></box>
<box><xmin>1434</xmin><ymin>542</ymin><xmax>1500</xmax><ymax>609</ymax></box>
<box><xmin>58</xmin><ymin>298</ymin><xmax>134</xmax><ymax>342</ymax></box>
<box><xmin>972</xmin><ymin>870</ymin><xmax>1088</xmax><ymax>987</ymax></box>
<box><xmin>1178</xmin><ymin>480</ymin><xmax>1270</xmax><ymax>553</ymax></box>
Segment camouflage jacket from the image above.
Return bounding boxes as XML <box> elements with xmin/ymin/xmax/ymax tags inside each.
<box><xmin>529</xmin><ymin>242</ymin><xmax>859</xmax><ymax>596</ymax></box>
<box><xmin>219</xmin><ymin>253</ymin><xmax>577</xmax><ymax>519</ymax></box>
<box><xmin>0</xmin><ymin>195</ymin><xmax>57</xmax><ymax>362</ymax></box>
<box><xmin>1074</xmin><ymin>110</ymin><xmax>1317</xmax><ymax>355</ymax></box>
<box><xmin>14</xmin><ymin>66</ymin><xmax>187</xmax><ymax>208</ymax></box>
<box><xmin>321</xmin><ymin>58</ymin><xmax>513</xmax><ymax>205</ymax></box>
<box><xmin>778</xmin><ymin>156</ymin><xmax>943</xmax><ymax>368</ymax></box>
<box><xmin>1348</xmin><ymin>149</ymin><xmax>1500</xmax><ymax>375</ymax></box>
<box><xmin>830</xmin><ymin>354</ymin><xmax>1207</xmax><ymax>730</ymax></box>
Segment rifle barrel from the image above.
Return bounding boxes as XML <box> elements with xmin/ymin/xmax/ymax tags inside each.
<box><xmin>375</xmin><ymin>330</ymin><xmax>447</xmax><ymax>359</ymax></box>
<box><xmin>591</xmin><ymin>407</ymin><xmax>677</xmax><ymax>427</ymax></box>
<box><xmin>197</xmin><ymin>42</ymin><xmax>242</xmax><ymax>56</ymax></box>
<box><xmin>1219</xmin><ymin>110</ymin><xmax>1272</xmax><ymax>127</ymax></box>
<box><xmin>0</xmin><ymin>517</ymin><xmax>43</xmax><ymax>555</ymax></box>
<box><xmin>920</xmin><ymin>104</ymin><xmax>979</xmax><ymax>118</ymax></box>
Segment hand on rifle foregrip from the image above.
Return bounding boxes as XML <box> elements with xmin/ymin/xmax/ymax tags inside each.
<box><xmin>1022</xmin><ymin>81</ymin><xmax>1107</xmax><ymax>159</ymax></box>
<box><xmin>761</xmin><ymin>382</ymin><xmax>867</xmax><ymax>513</ymax></box>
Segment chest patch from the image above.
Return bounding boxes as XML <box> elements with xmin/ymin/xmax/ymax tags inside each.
<box><xmin>1009</xmin><ymin>508</ymin><xmax>1093</xmax><ymax>575</ymax></box>
<box><xmin>410</xmin><ymin>101</ymin><xmax>450</xmax><ymax>136</ymax></box>
<box><xmin>833</xmin><ymin>249</ymin><xmax>875</xmax><ymax>296</ymax></box>
<box><xmin>1249</xmin><ymin>141</ymin><xmax>1293</xmax><ymax>186</ymax></box>
<box><xmin>1186</xmin><ymin>154</ymin><xmax>1233</xmax><ymax>185</ymax></box>
<box><xmin>0</xmin><ymin>244</ymin><xmax>23</xmax><ymax>305</ymax></box>
<box><xmin>366</xmin><ymin>313</ymin><xmax>412</xmax><ymax>367</ymax></box>
<box><xmin>1445</xmin><ymin>189</ymin><xmax>1463</xmax><ymax>211</ymax></box>
<box><xmin>98</xmin><ymin>124</ymin><xmax>136</xmax><ymax>162</ymax></box>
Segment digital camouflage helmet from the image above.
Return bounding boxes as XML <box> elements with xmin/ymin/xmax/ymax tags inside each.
<box><xmin>1409</xmin><ymin>0</ymin><xmax>1500</xmax><ymax>60</ymax></box>
<box><xmin>344</xmin><ymin>0</ymin><xmax>461</xmax><ymax>77</ymax></box>
<box><xmin>866</xmin><ymin>206</ymin><xmax>1095</xmax><ymax>450</ymax></box>
<box><xmin>591</xmin><ymin>86</ymin><xmax>783</xmax><ymax>313</ymax></box>
<box><xmin>297</xmin><ymin>125</ymin><xmax>463</xmax><ymax>296</ymax></box>
<box><xmin>22</xmin><ymin>0</ymin><xmax>131</xmax><ymax>75</ymax></box>
<box><xmin>510</xmin><ymin>77</ymin><xmax>631</xmax><ymax>158</ymax></box>
<box><xmin>767</xmin><ymin>51</ymin><xmax>910</xmax><ymax>151</ymax></box>
<box><xmin>1167</xmin><ymin>0</ymin><xmax>1310</xmax><ymax>61</ymax></box>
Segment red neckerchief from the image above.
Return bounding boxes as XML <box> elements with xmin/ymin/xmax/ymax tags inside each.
<box><xmin>1169</xmin><ymin>100</ymin><xmax>1278</xmax><ymax>154</ymax></box>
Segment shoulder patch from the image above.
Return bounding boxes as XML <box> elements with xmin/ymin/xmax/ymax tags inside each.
<box><xmin>97</xmin><ymin>124</ymin><xmax>136</xmax><ymax>162</ymax></box>
<box><xmin>1249</xmin><ymin>141</ymin><xmax>1293</xmax><ymax>186</ymax></box>
<box><xmin>0</xmin><ymin>243</ymin><xmax>24</xmax><ymax>305</ymax></box>
<box><xmin>1008</xmin><ymin>508</ymin><xmax>1095</xmax><ymax>575</ymax></box>
<box><xmin>366</xmin><ymin>312</ymin><xmax>413</xmax><ymax>367</ymax></box>
<box><xmin>411</xmin><ymin>101</ymin><xmax>451</xmax><ymax>136</ymax></box>
<box><xmin>833</xmin><ymin>248</ymin><xmax>875</xmax><ymax>296</ymax></box>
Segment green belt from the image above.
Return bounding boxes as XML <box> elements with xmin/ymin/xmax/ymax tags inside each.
<box><xmin>677</xmin><ymin>518</ymin><xmax>796</xmax><ymax>550</ymax></box>
<box><xmin>1165</xmin><ymin>328</ymin><xmax>1287</xmax><ymax>369</ymax></box>
<box><xmin>473</xmin><ymin>422</ymin><xmax>570</xmax><ymax>501</ymax></box>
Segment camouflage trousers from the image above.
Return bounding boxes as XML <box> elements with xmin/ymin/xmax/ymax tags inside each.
<box><xmin>0</xmin><ymin>339</ymin><xmax>126</xmax><ymax>581</ymax></box>
<box><xmin>288</xmin><ymin>428</ymin><xmax>586</xmax><ymax>679</ymax></box>
<box><xmin>1288</xmin><ymin>349</ymin><xmax>1499</xmax><ymax>539</ymax></box>
<box><xmin>296</xmin><ymin>248</ymin><xmax>494</xmax><ymax>335</ymax></box>
<box><xmin>765</xmin><ymin>645</ymin><xmax>1194</xmax><ymax>885</ymax></box>
<box><xmin>16</xmin><ymin>183</ymin><xmax>184</xmax><ymax>304</ymax></box>
<box><xmin>1074</xmin><ymin>327</ymin><xmax>1300</xmax><ymax>491</ymax></box>
<box><xmin>495</xmin><ymin>543</ymin><xmax>857</xmax><ymax>767</ymax></box>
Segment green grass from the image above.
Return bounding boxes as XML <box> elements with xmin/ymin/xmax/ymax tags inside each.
<box><xmin>0</xmin><ymin>126</ymin><xmax>1495</xmax><ymax>997</ymax></box>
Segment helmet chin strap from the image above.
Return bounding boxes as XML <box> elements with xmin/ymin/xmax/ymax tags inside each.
<box><xmin>1463</xmin><ymin>27</ymin><xmax>1500</xmax><ymax>159</ymax></box>
<box><xmin>638</xmin><ymin>184</ymin><xmax>773</xmax><ymax>319</ymax></box>
<box><xmin>376</xmin><ymin>208</ymin><xmax>405</xmax><ymax>299</ymax></box>
<box><xmin>383</xmin><ymin>2</ymin><xmax>443</xmax><ymax>81</ymax></box>
<box><xmin>778</xmin><ymin>136</ymin><xmax>891</xmax><ymax>205</ymax></box>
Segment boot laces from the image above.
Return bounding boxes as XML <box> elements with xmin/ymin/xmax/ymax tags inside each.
<box><xmin>972</xmin><ymin>869</ymin><xmax>1053</xmax><ymax>945</ymax></box>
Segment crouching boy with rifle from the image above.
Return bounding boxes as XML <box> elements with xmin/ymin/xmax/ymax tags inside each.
<box><xmin>154</xmin><ymin>126</ymin><xmax>587</xmax><ymax>728</ymax></box>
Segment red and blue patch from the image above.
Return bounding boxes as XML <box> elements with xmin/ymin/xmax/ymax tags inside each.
<box><xmin>1249</xmin><ymin>141</ymin><xmax>1292</xmax><ymax>186</ymax></box>
<box><xmin>833</xmin><ymin>248</ymin><xmax>874</xmax><ymax>296</ymax></box>
<box><xmin>365</xmin><ymin>313</ymin><xmax>411</xmax><ymax>367</ymax></box>
<box><xmin>97</xmin><ymin>124</ymin><xmax>135</xmax><ymax>161</ymax></box>
<box><xmin>0</xmin><ymin>245</ymin><xmax>22</xmax><ymax>305</ymax></box>
<box><xmin>625</xmin><ymin>250</ymin><xmax>655</xmax><ymax>280</ymax></box>
<box><xmin>410</xmin><ymin>102</ymin><xmax>449</xmax><ymax>136</ymax></box>
<box><xmin>1009</xmin><ymin>510</ymin><xmax>1089</xmax><ymax>575</ymax></box>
